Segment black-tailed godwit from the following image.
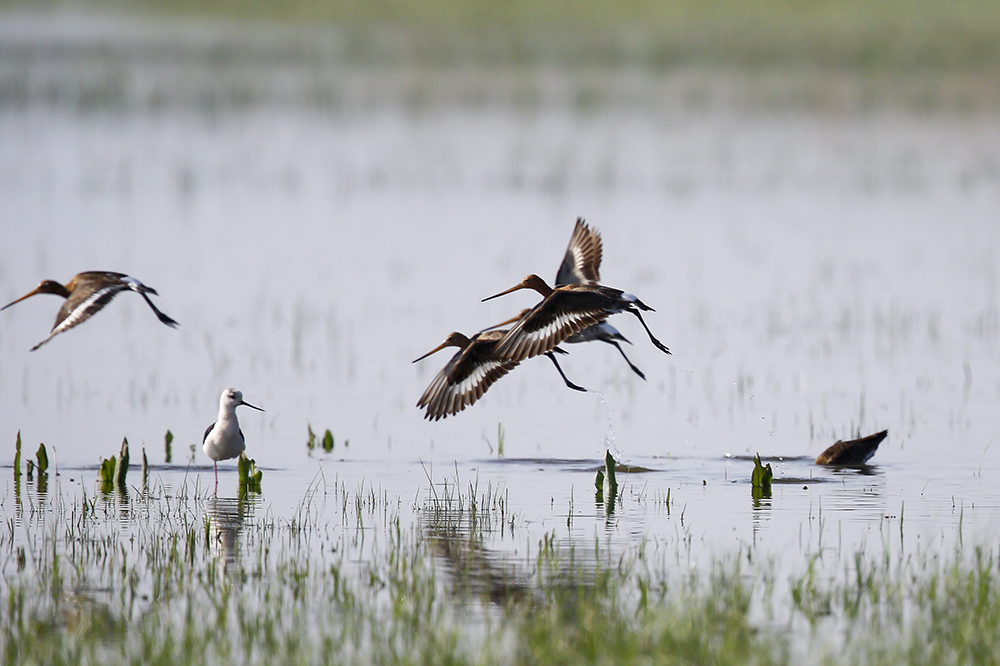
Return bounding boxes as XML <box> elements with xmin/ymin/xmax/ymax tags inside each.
<box><xmin>1</xmin><ymin>271</ymin><xmax>178</xmax><ymax>351</ymax></box>
<box><xmin>413</xmin><ymin>331</ymin><xmax>521</xmax><ymax>421</ymax></box>
<box><xmin>555</xmin><ymin>216</ymin><xmax>603</xmax><ymax>286</ymax></box>
<box><xmin>553</xmin><ymin>218</ymin><xmax>647</xmax><ymax>379</ymax></box>
<box><xmin>413</xmin><ymin>328</ymin><xmax>590</xmax><ymax>420</ymax></box>
<box><xmin>483</xmin><ymin>219</ymin><xmax>669</xmax><ymax>364</ymax></box>
<box><xmin>484</xmin><ymin>309</ymin><xmax>594</xmax><ymax>392</ymax></box>
<box><xmin>483</xmin><ymin>273</ymin><xmax>669</xmax><ymax>362</ymax></box>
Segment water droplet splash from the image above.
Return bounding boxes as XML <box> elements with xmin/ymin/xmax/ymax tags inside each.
<box><xmin>595</xmin><ymin>391</ymin><xmax>621</xmax><ymax>460</ymax></box>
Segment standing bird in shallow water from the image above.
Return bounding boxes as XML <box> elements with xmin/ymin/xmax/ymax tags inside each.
<box><xmin>1</xmin><ymin>271</ymin><xmax>178</xmax><ymax>351</ymax></box>
<box><xmin>203</xmin><ymin>388</ymin><xmax>264</xmax><ymax>490</ymax></box>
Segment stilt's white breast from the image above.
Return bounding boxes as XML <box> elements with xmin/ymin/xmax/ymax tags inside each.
<box><xmin>202</xmin><ymin>418</ymin><xmax>245</xmax><ymax>462</ymax></box>
<box><xmin>202</xmin><ymin>388</ymin><xmax>257</xmax><ymax>463</ymax></box>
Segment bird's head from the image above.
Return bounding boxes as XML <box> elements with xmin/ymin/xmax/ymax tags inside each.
<box><xmin>1</xmin><ymin>280</ymin><xmax>71</xmax><ymax>310</ymax></box>
<box><xmin>482</xmin><ymin>274</ymin><xmax>553</xmax><ymax>302</ymax></box>
<box><xmin>412</xmin><ymin>331</ymin><xmax>472</xmax><ymax>363</ymax></box>
<box><xmin>221</xmin><ymin>388</ymin><xmax>264</xmax><ymax>412</ymax></box>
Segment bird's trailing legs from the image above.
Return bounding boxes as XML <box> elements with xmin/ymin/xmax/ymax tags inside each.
<box><xmin>601</xmin><ymin>339</ymin><xmax>646</xmax><ymax>380</ymax></box>
<box><xmin>626</xmin><ymin>301</ymin><xmax>671</xmax><ymax>355</ymax></box>
<box><xmin>545</xmin><ymin>347</ymin><xmax>588</xmax><ymax>392</ymax></box>
<box><xmin>139</xmin><ymin>291</ymin><xmax>180</xmax><ymax>328</ymax></box>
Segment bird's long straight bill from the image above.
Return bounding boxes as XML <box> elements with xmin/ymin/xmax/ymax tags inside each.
<box><xmin>481</xmin><ymin>284</ymin><xmax>523</xmax><ymax>302</ymax></box>
<box><xmin>412</xmin><ymin>341</ymin><xmax>450</xmax><ymax>363</ymax></box>
<box><xmin>241</xmin><ymin>401</ymin><xmax>264</xmax><ymax>412</ymax></box>
<box><xmin>1</xmin><ymin>287</ymin><xmax>43</xmax><ymax>311</ymax></box>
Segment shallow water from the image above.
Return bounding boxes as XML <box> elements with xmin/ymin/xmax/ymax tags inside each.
<box><xmin>1</xmin><ymin>15</ymin><xmax>999</xmax><ymax>597</ymax></box>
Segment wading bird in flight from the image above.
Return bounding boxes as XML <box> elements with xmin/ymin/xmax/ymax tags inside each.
<box><xmin>2</xmin><ymin>271</ymin><xmax>178</xmax><ymax>350</ymax></box>
<box><xmin>483</xmin><ymin>218</ymin><xmax>670</xmax><ymax>363</ymax></box>
<box><xmin>548</xmin><ymin>218</ymin><xmax>648</xmax><ymax>379</ymax></box>
<box><xmin>413</xmin><ymin>327</ymin><xmax>591</xmax><ymax>421</ymax></box>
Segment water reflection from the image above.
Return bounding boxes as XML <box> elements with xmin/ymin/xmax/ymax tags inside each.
<box><xmin>819</xmin><ymin>464</ymin><xmax>884</xmax><ymax>478</ymax></box>
<box><xmin>751</xmin><ymin>492</ymin><xmax>771</xmax><ymax>547</ymax></box>
<box><xmin>1</xmin><ymin>15</ymin><xmax>999</xmax><ymax>591</ymax></box>
<box><xmin>14</xmin><ymin>465</ymin><xmax>51</xmax><ymax>514</ymax></box>
<box><xmin>96</xmin><ymin>481</ymin><xmax>133</xmax><ymax>526</ymax></box>
<box><xmin>815</xmin><ymin>466</ymin><xmax>887</xmax><ymax>521</ymax></box>
<box><xmin>595</xmin><ymin>491</ymin><xmax>618</xmax><ymax>524</ymax></box>
<box><xmin>205</xmin><ymin>495</ymin><xmax>257</xmax><ymax>575</ymax></box>
<box><xmin>420</xmin><ymin>485</ymin><xmax>530</xmax><ymax>606</ymax></box>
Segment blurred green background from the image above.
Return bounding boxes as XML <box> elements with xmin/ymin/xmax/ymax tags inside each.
<box><xmin>4</xmin><ymin>0</ymin><xmax>1000</xmax><ymax>71</ymax></box>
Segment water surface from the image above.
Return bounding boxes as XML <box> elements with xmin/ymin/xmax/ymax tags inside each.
<box><xmin>1</xmin><ymin>15</ymin><xmax>999</xmax><ymax>590</ymax></box>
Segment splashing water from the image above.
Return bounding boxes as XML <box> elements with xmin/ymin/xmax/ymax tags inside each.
<box><xmin>595</xmin><ymin>391</ymin><xmax>621</xmax><ymax>460</ymax></box>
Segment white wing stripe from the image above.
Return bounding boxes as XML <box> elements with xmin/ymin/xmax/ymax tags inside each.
<box><xmin>53</xmin><ymin>285</ymin><xmax>122</xmax><ymax>334</ymax></box>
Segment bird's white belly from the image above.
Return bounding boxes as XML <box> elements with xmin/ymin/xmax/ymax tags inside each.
<box><xmin>203</xmin><ymin>423</ymin><xmax>244</xmax><ymax>462</ymax></box>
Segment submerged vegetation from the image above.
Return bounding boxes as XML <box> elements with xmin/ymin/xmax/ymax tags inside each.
<box><xmin>3</xmin><ymin>471</ymin><xmax>1000</xmax><ymax>665</ymax></box>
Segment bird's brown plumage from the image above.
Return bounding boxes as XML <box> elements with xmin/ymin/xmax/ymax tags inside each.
<box><xmin>555</xmin><ymin>217</ymin><xmax>603</xmax><ymax>286</ymax></box>
<box><xmin>2</xmin><ymin>271</ymin><xmax>178</xmax><ymax>350</ymax></box>
<box><xmin>415</xmin><ymin>330</ymin><xmax>521</xmax><ymax>421</ymax></box>
<box><xmin>815</xmin><ymin>429</ymin><xmax>888</xmax><ymax>465</ymax></box>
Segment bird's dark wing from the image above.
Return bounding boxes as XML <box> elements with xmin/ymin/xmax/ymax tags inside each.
<box><xmin>493</xmin><ymin>289</ymin><xmax>611</xmax><ymax>362</ymax></box>
<box><xmin>77</xmin><ymin>271</ymin><xmax>129</xmax><ymax>282</ymax></box>
<box><xmin>815</xmin><ymin>429</ymin><xmax>888</xmax><ymax>465</ymax></box>
<box><xmin>417</xmin><ymin>332</ymin><xmax>519</xmax><ymax>420</ymax></box>
<box><xmin>28</xmin><ymin>284</ymin><xmax>126</xmax><ymax>350</ymax></box>
<box><xmin>555</xmin><ymin>218</ymin><xmax>602</xmax><ymax>286</ymax></box>
<box><xmin>203</xmin><ymin>422</ymin><xmax>217</xmax><ymax>443</ymax></box>
<box><xmin>51</xmin><ymin>283</ymin><xmax>125</xmax><ymax>335</ymax></box>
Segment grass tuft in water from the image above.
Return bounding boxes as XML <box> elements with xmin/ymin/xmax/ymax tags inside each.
<box><xmin>604</xmin><ymin>449</ymin><xmax>619</xmax><ymax>500</ymax></box>
<box><xmin>164</xmin><ymin>429</ymin><xmax>174</xmax><ymax>463</ymax></box>
<box><xmin>35</xmin><ymin>442</ymin><xmax>48</xmax><ymax>474</ymax></box>
<box><xmin>305</xmin><ymin>425</ymin><xmax>338</xmax><ymax>453</ymax></box>
<box><xmin>4</xmin><ymin>475</ymin><xmax>1000</xmax><ymax>665</ymax></box>
<box><xmin>115</xmin><ymin>437</ymin><xmax>129</xmax><ymax>487</ymax></box>
<box><xmin>98</xmin><ymin>437</ymin><xmax>130</xmax><ymax>493</ymax></box>
<box><xmin>752</xmin><ymin>453</ymin><xmax>773</xmax><ymax>501</ymax></box>
<box><xmin>13</xmin><ymin>430</ymin><xmax>21</xmax><ymax>479</ymax></box>
<box><xmin>98</xmin><ymin>456</ymin><xmax>116</xmax><ymax>488</ymax></box>
<box><xmin>238</xmin><ymin>452</ymin><xmax>263</xmax><ymax>493</ymax></box>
